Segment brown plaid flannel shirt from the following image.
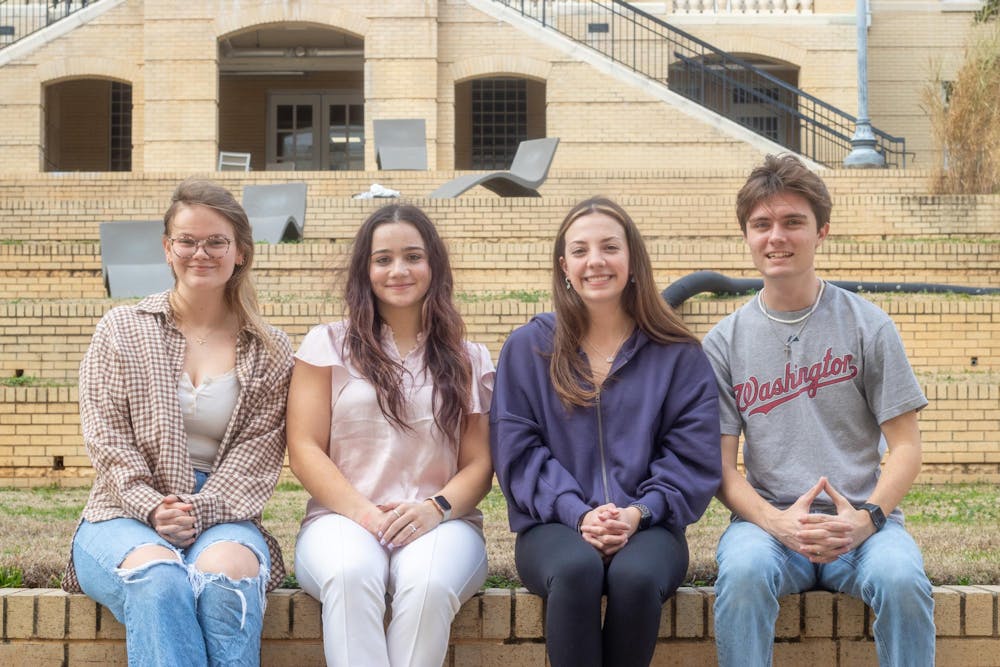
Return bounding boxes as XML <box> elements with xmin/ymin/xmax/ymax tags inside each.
<box><xmin>63</xmin><ymin>292</ymin><xmax>293</xmax><ymax>592</ymax></box>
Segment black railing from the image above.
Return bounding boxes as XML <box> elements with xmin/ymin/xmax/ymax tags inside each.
<box><xmin>492</xmin><ymin>0</ymin><xmax>906</xmax><ymax>168</ymax></box>
<box><xmin>0</xmin><ymin>1</ymin><xmax>91</xmax><ymax>49</ymax></box>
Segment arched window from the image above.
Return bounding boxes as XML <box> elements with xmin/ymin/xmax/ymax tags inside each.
<box><xmin>454</xmin><ymin>76</ymin><xmax>546</xmax><ymax>169</ymax></box>
<box><xmin>44</xmin><ymin>78</ymin><xmax>132</xmax><ymax>172</ymax></box>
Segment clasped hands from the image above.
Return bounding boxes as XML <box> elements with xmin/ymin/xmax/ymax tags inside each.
<box><xmin>361</xmin><ymin>500</ymin><xmax>444</xmax><ymax>550</ymax></box>
<box><xmin>578</xmin><ymin>503</ymin><xmax>641</xmax><ymax>560</ymax></box>
<box><xmin>149</xmin><ymin>495</ymin><xmax>197</xmax><ymax>548</ymax></box>
<box><xmin>769</xmin><ymin>476</ymin><xmax>877</xmax><ymax>564</ymax></box>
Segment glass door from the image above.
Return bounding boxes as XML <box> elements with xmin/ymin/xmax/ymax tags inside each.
<box><xmin>324</xmin><ymin>96</ymin><xmax>364</xmax><ymax>171</ymax></box>
<box><xmin>268</xmin><ymin>95</ymin><xmax>320</xmax><ymax>170</ymax></box>
<box><xmin>268</xmin><ymin>92</ymin><xmax>364</xmax><ymax>171</ymax></box>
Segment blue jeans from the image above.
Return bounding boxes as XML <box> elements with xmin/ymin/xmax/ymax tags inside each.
<box><xmin>72</xmin><ymin>471</ymin><xmax>270</xmax><ymax>667</ymax></box>
<box><xmin>714</xmin><ymin>519</ymin><xmax>934</xmax><ymax>667</ymax></box>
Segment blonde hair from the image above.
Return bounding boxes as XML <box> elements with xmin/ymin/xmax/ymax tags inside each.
<box><xmin>164</xmin><ymin>178</ymin><xmax>278</xmax><ymax>356</ymax></box>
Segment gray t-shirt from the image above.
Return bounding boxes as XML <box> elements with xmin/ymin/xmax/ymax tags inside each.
<box><xmin>702</xmin><ymin>283</ymin><xmax>927</xmax><ymax>522</ymax></box>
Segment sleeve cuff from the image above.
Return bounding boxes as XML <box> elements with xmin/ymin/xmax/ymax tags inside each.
<box><xmin>634</xmin><ymin>493</ymin><xmax>667</xmax><ymax>528</ymax></box>
<box><xmin>554</xmin><ymin>493</ymin><xmax>591</xmax><ymax>529</ymax></box>
<box><xmin>180</xmin><ymin>491</ymin><xmax>219</xmax><ymax>534</ymax></box>
<box><xmin>124</xmin><ymin>487</ymin><xmax>166</xmax><ymax>525</ymax></box>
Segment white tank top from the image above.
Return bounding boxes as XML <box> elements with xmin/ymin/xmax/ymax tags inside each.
<box><xmin>178</xmin><ymin>368</ymin><xmax>239</xmax><ymax>472</ymax></box>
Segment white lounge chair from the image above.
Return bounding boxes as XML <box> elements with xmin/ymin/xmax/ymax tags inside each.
<box><xmin>242</xmin><ymin>182</ymin><xmax>308</xmax><ymax>243</ymax></box>
<box><xmin>429</xmin><ymin>137</ymin><xmax>559</xmax><ymax>198</ymax></box>
<box><xmin>99</xmin><ymin>221</ymin><xmax>174</xmax><ymax>298</ymax></box>
<box><xmin>373</xmin><ymin>119</ymin><xmax>428</xmax><ymax>170</ymax></box>
<box><xmin>218</xmin><ymin>151</ymin><xmax>251</xmax><ymax>171</ymax></box>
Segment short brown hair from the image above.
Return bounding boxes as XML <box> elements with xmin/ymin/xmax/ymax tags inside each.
<box><xmin>736</xmin><ymin>154</ymin><xmax>832</xmax><ymax>234</ymax></box>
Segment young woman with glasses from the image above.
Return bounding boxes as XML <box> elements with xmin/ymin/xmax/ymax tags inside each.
<box><xmin>63</xmin><ymin>178</ymin><xmax>293</xmax><ymax>666</ymax></box>
<box><xmin>286</xmin><ymin>204</ymin><xmax>494</xmax><ymax>666</ymax></box>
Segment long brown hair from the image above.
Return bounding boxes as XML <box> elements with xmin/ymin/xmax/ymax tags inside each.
<box><xmin>163</xmin><ymin>178</ymin><xmax>277</xmax><ymax>356</ymax></box>
<box><xmin>343</xmin><ymin>204</ymin><xmax>472</xmax><ymax>444</ymax></box>
<box><xmin>550</xmin><ymin>197</ymin><xmax>697</xmax><ymax>407</ymax></box>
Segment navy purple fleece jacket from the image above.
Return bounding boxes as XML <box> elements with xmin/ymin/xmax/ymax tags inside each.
<box><xmin>490</xmin><ymin>313</ymin><xmax>722</xmax><ymax>533</ymax></box>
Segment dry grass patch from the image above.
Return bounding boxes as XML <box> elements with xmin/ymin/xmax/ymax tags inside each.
<box><xmin>1</xmin><ymin>483</ymin><xmax>997</xmax><ymax>588</ymax></box>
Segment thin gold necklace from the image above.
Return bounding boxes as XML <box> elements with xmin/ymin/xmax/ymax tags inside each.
<box><xmin>583</xmin><ymin>326</ymin><xmax>633</xmax><ymax>364</ymax></box>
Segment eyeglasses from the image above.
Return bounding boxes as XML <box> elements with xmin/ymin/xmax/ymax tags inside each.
<box><xmin>169</xmin><ymin>235</ymin><xmax>232</xmax><ymax>259</ymax></box>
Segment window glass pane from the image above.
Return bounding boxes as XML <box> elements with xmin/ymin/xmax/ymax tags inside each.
<box><xmin>296</xmin><ymin>105</ymin><xmax>313</xmax><ymax>128</ymax></box>
<box><xmin>330</xmin><ymin>105</ymin><xmax>346</xmax><ymax>126</ymax></box>
<box><xmin>470</xmin><ymin>77</ymin><xmax>527</xmax><ymax>169</ymax></box>
<box><xmin>277</xmin><ymin>105</ymin><xmax>293</xmax><ymax>129</ymax></box>
<box><xmin>349</xmin><ymin>105</ymin><xmax>364</xmax><ymax>126</ymax></box>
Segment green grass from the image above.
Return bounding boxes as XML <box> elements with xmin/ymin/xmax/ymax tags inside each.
<box><xmin>0</xmin><ymin>375</ymin><xmax>71</xmax><ymax>388</ymax></box>
<box><xmin>903</xmin><ymin>484</ymin><xmax>1000</xmax><ymax>524</ymax></box>
<box><xmin>0</xmin><ymin>483</ymin><xmax>996</xmax><ymax>588</ymax></box>
<box><xmin>455</xmin><ymin>289</ymin><xmax>549</xmax><ymax>304</ymax></box>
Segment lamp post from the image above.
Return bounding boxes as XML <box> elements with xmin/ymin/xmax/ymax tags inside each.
<box><xmin>844</xmin><ymin>0</ymin><xmax>885</xmax><ymax>168</ymax></box>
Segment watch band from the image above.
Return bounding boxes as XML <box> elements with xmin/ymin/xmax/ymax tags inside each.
<box><xmin>629</xmin><ymin>503</ymin><xmax>652</xmax><ymax>531</ymax></box>
<box><xmin>428</xmin><ymin>495</ymin><xmax>452</xmax><ymax>521</ymax></box>
<box><xmin>854</xmin><ymin>502</ymin><xmax>886</xmax><ymax>531</ymax></box>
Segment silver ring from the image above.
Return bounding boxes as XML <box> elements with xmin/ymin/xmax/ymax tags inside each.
<box><xmin>410</xmin><ymin>524</ymin><xmax>417</xmax><ymax>534</ymax></box>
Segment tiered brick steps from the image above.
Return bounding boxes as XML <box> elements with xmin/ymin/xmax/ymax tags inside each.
<box><xmin>0</xmin><ymin>169</ymin><xmax>997</xmax><ymax>489</ymax></box>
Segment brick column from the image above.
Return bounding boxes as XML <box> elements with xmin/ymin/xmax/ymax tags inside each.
<box><xmin>363</xmin><ymin>2</ymin><xmax>438</xmax><ymax>170</ymax></box>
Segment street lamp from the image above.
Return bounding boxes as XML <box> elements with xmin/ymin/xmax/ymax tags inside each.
<box><xmin>844</xmin><ymin>0</ymin><xmax>885</xmax><ymax>168</ymax></box>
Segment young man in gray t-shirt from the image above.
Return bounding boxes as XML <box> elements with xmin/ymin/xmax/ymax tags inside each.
<box><xmin>703</xmin><ymin>154</ymin><xmax>934</xmax><ymax>667</ymax></box>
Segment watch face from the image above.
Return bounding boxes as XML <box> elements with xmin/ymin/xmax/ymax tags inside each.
<box><xmin>434</xmin><ymin>495</ymin><xmax>452</xmax><ymax>511</ymax></box>
<box><xmin>864</xmin><ymin>503</ymin><xmax>885</xmax><ymax>529</ymax></box>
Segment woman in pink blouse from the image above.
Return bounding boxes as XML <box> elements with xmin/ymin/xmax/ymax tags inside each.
<box><xmin>287</xmin><ymin>203</ymin><xmax>494</xmax><ymax>667</ymax></box>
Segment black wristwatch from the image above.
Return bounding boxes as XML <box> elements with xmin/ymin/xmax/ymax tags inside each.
<box><xmin>854</xmin><ymin>502</ymin><xmax>886</xmax><ymax>532</ymax></box>
<box><xmin>630</xmin><ymin>503</ymin><xmax>652</xmax><ymax>531</ymax></box>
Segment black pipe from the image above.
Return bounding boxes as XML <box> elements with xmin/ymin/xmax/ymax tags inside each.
<box><xmin>661</xmin><ymin>270</ymin><xmax>1000</xmax><ymax>309</ymax></box>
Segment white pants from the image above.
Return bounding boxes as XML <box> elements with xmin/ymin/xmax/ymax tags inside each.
<box><xmin>295</xmin><ymin>513</ymin><xmax>488</xmax><ymax>667</ymax></box>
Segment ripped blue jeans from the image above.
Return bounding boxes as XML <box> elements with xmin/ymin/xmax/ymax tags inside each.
<box><xmin>71</xmin><ymin>471</ymin><xmax>269</xmax><ymax>667</ymax></box>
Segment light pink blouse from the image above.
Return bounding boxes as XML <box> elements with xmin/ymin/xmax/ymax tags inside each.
<box><xmin>295</xmin><ymin>320</ymin><xmax>495</xmax><ymax>532</ymax></box>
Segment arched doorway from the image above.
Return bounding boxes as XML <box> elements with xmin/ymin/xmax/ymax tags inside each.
<box><xmin>454</xmin><ymin>76</ymin><xmax>546</xmax><ymax>170</ymax></box>
<box><xmin>43</xmin><ymin>78</ymin><xmax>132</xmax><ymax>172</ymax></box>
<box><xmin>218</xmin><ymin>24</ymin><xmax>364</xmax><ymax>171</ymax></box>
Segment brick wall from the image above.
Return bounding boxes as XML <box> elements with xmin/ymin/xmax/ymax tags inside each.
<box><xmin>0</xmin><ymin>168</ymin><xmax>997</xmax><ymax>486</ymax></box>
<box><xmin>1</xmin><ymin>586</ymin><xmax>998</xmax><ymax>665</ymax></box>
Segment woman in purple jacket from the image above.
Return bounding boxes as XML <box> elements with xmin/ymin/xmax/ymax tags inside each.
<box><xmin>490</xmin><ymin>197</ymin><xmax>722</xmax><ymax>667</ymax></box>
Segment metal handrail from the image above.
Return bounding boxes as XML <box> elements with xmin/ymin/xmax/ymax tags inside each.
<box><xmin>492</xmin><ymin>0</ymin><xmax>906</xmax><ymax>167</ymax></box>
<box><xmin>0</xmin><ymin>1</ymin><xmax>91</xmax><ymax>49</ymax></box>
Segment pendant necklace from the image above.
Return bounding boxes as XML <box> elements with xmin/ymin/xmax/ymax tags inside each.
<box><xmin>583</xmin><ymin>326</ymin><xmax>633</xmax><ymax>364</ymax></box>
<box><xmin>757</xmin><ymin>280</ymin><xmax>826</xmax><ymax>360</ymax></box>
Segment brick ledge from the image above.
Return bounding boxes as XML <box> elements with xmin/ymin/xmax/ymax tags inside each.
<box><xmin>2</xmin><ymin>586</ymin><xmax>998</xmax><ymax>665</ymax></box>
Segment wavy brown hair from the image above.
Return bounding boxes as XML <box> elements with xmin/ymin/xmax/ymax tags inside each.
<box><xmin>343</xmin><ymin>204</ymin><xmax>472</xmax><ymax>444</ymax></box>
<box><xmin>163</xmin><ymin>178</ymin><xmax>278</xmax><ymax>356</ymax></box>
<box><xmin>550</xmin><ymin>197</ymin><xmax>698</xmax><ymax>407</ymax></box>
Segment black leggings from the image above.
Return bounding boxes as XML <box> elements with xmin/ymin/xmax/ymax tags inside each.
<box><xmin>515</xmin><ymin>522</ymin><xmax>689</xmax><ymax>667</ymax></box>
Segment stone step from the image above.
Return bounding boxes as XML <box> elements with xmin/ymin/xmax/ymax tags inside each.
<box><xmin>1</xmin><ymin>239</ymin><xmax>997</xmax><ymax>300</ymax></box>
<box><xmin>0</xmin><ymin>168</ymin><xmax>943</xmax><ymax>202</ymax></box>
<box><xmin>1</xmin><ymin>192</ymin><xmax>997</xmax><ymax>242</ymax></box>
<box><xmin>2</xmin><ymin>377</ymin><xmax>997</xmax><ymax>486</ymax></box>
<box><xmin>1</xmin><ymin>294</ymin><xmax>995</xmax><ymax>383</ymax></box>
